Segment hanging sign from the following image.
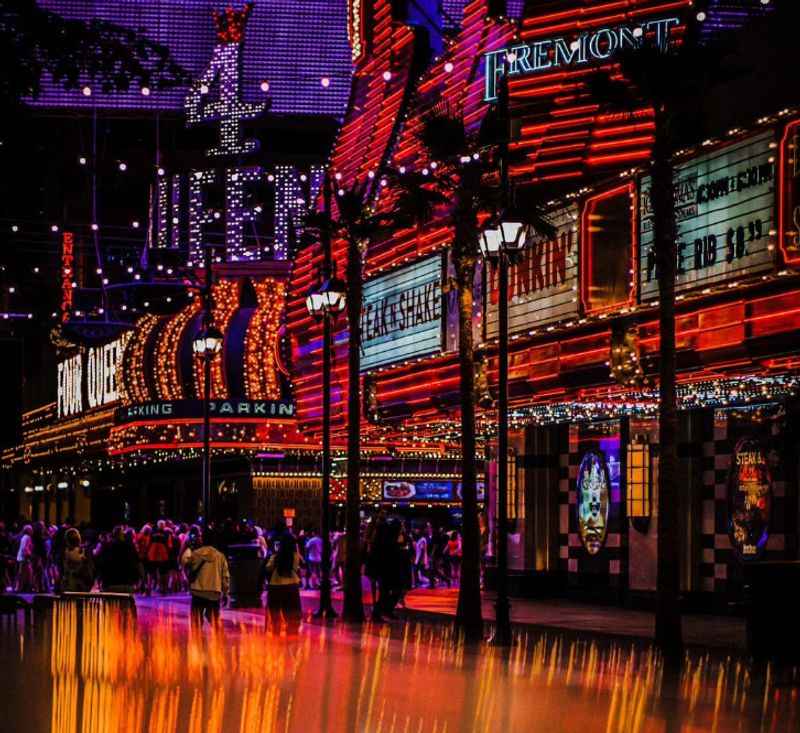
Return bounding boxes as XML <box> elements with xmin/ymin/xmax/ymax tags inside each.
<box><xmin>361</xmin><ymin>255</ymin><xmax>444</xmax><ymax>371</ymax></box>
<box><xmin>485</xmin><ymin>205</ymin><xmax>579</xmax><ymax>337</ymax></box>
<box><xmin>728</xmin><ymin>438</ymin><xmax>772</xmax><ymax>560</ymax></box>
<box><xmin>576</xmin><ymin>451</ymin><xmax>610</xmax><ymax>555</ymax></box>
<box><xmin>640</xmin><ymin>131</ymin><xmax>776</xmax><ymax>299</ymax></box>
<box><xmin>61</xmin><ymin>231</ymin><xmax>74</xmax><ymax>322</ymax></box>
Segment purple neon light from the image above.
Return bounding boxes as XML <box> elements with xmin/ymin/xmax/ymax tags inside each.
<box><xmin>32</xmin><ymin>0</ymin><xmax>352</xmax><ymax>117</ymax></box>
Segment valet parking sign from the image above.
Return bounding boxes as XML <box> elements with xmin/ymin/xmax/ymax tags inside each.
<box><xmin>640</xmin><ymin>131</ymin><xmax>777</xmax><ymax>299</ymax></box>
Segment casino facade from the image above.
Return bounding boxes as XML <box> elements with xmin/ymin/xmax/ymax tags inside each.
<box><xmin>3</xmin><ymin>0</ymin><xmax>799</xmax><ymax>607</ymax></box>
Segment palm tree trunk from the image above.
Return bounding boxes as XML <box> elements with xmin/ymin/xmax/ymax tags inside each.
<box><xmin>652</xmin><ymin>120</ymin><xmax>682</xmax><ymax>660</ymax></box>
<box><xmin>454</xmin><ymin>257</ymin><xmax>483</xmax><ymax>642</ymax></box>
<box><xmin>342</xmin><ymin>234</ymin><xmax>364</xmax><ymax>622</ymax></box>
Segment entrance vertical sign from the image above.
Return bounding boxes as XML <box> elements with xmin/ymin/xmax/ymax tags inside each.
<box><xmin>61</xmin><ymin>231</ymin><xmax>74</xmax><ymax>322</ymax></box>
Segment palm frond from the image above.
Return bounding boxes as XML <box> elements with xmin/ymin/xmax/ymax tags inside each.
<box><xmin>419</xmin><ymin>108</ymin><xmax>469</xmax><ymax>161</ymax></box>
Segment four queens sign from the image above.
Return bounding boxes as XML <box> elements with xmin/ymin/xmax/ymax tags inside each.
<box><xmin>640</xmin><ymin>130</ymin><xmax>776</xmax><ymax>300</ymax></box>
<box><xmin>361</xmin><ymin>255</ymin><xmax>444</xmax><ymax>371</ymax></box>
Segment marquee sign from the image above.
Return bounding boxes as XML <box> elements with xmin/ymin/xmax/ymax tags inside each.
<box><xmin>640</xmin><ymin>131</ymin><xmax>776</xmax><ymax>300</ymax></box>
<box><xmin>361</xmin><ymin>255</ymin><xmax>444</xmax><ymax>371</ymax></box>
<box><xmin>56</xmin><ymin>335</ymin><xmax>132</xmax><ymax>419</ymax></box>
<box><xmin>116</xmin><ymin>398</ymin><xmax>295</xmax><ymax>424</ymax></box>
<box><xmin>483</xmin><ymin>16</ymin><xmax>680</xmax><ymax>102</ymax></box>
<box><xmin>485</xmin><ymin>205</ymin><xmax>579</xmax><ymax>337</ymax></box>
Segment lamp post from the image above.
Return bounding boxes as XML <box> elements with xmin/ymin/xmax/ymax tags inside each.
<box><xmin>192</xmin><ymin>248</ymin><xmax>223</xmax><ymax>523</ymax></box>
<box><xmin>480</xmin><ymin>217</ymin><xmax>527</xmax><ymax>648</ymax></box>
<box><xmin>306</xmin><ymin>180</ymin><xmax>346</xmax><ymax>620</ymax></box>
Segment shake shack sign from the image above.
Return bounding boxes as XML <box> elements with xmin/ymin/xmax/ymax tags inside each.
<box><xmin>117</xmin><ymin>399</ymin><xmax>295</xmax><ymax>424</ymax></box>
<box><xmin>361</xmin><ymin>255</ymin><xmax>444</xmax><ymax>371</ymax></box>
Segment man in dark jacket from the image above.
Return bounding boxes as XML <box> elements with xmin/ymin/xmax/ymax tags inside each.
<box><xmin>98</xmin><ymin>526</ymin><xmax>142</xmax><ymax>593</ymax></box>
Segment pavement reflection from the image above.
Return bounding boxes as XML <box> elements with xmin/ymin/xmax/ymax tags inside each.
<box><xmin>1</xmin><ymin>599</ymin><xmax>798</xmax><ymax>732</ymax></box>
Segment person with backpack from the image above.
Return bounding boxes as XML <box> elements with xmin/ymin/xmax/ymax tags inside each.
<box><xmin>61</xmin><ymin>529</ymin><xmax>93</xmax><ymax>593</ymax></box>
<box><xmin>181</xmin><ymin>527</ymin><xmax>229</xmax><ymax>628</ymax></box>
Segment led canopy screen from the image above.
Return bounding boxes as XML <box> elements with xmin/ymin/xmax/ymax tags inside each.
<box><xmin>33</xmin><ymin>0</ymin><xmax>352</xmax><ymax>117</ymax></box>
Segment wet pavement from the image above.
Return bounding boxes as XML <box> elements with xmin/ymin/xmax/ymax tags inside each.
<box><xmin>1</xmin><ymin>596</ymin><xmax>798</xmax><ymax>732</ymax></box>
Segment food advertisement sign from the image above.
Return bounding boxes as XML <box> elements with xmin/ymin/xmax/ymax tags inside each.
<box><xmin>728</xmin><ymin>438</ymin><xmax>772</xmax><ymax>560</ymax></box>
<box><xmin>485</xmin><ymin>205</ymin><xmax>579</xmax><ymax>337</ymax></box>
<box><xmin>382</xmin><ymin>480</ymin><xmax>485</xmax><ymax>503</ymax></box>
<box><xmin>361</xmin><ymin>255</ymin><xmax>443</xmax><ymax>371</ymax></box>
<box><xmin>640</xmin><ymin>130</ymin><xmax>776</xmax><ymax>299</ymax></box>
<box><xmin>577</xmin><ymin>451</ymin><xmax>610</xmax><ymax>555</ymax></box>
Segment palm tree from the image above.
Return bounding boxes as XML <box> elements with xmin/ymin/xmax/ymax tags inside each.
<box><xmin>588</xmin><ymin>22</ymin><xmax>746</xmax><ymax>660</ymax></box>
<box><xmin>305</xmin><ymin>181</ymin><xmax>395</xmax><ymax>623</ymax></box>
<box><xmin>393</xmin><ymin>107</ymin><xmax>553</xmax><ymax>642</ymax></box>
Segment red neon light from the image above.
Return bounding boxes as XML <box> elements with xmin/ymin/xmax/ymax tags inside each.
<box><xmin>580</xmin><ymin>181</ymin><xmax>638</xmax><ymax>315</ymax></box>
<box><xmin>778</xmin><ymin>118</ymin><xmax>800</xmax><ymax>266</ymax></box>
<box><xmin>61</xmin><ymin>231</ymin><xmax>74</xmax><ymax>322</ymax></box>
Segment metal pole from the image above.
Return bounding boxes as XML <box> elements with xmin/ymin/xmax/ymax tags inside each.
<box><xmin>494</xmin><ymin>250</ymin><xmax>512</xmax><ymax>646</ymax></box>
<box><xmin>492</xmin><ymin>74</ymin><xmax>512</xmax><ymax>646</ymax></box>
<box><xmin>316</xmin><ymin>175</ymin><xmax>337</xmax><ymax>619</ymax></box>
<box><xmin>202</xmin><ymin>244</ymin><xmax>213</xmax><ymax>523</ymax></box>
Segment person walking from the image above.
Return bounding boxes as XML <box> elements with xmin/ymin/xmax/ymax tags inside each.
<box><xmin>304</xmin><ymin>530</ymin><xmax>322</xmax><ymax>590</ymax></box>
<box><xmin>181</xmin><ymin>528</ymin><xmax>230</xmax><ymax>628</ymax></box>
<box><xmin>264</xmin><ymin>532</ymin><xmax>303</xmax><ymax>636</ymax></box>
<box><xmin>413</xmin><ymin>530</ymin><xmax>428</xmax><ymax>589</ymax></box>
<box><xmin>15</xmin><ymin>525</ymin><xmax>33</xmax><ymax>592</ymax></box>
<box><xmin>61</xmin><ymin>529</ymin><xmax>93</xmax><ymax>593</ymax></box>
<box><xmin>98</xmin><ymin>526</ymin><xmax>142</xmax><ymax>594</ymax></box>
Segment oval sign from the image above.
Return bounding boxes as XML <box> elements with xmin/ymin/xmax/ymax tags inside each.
<box><xmin>729</xmin><ymin>438</ymin><xmax>772</xmax><ymax>560</ymax></box>
<box><xmin>577</xmin><ymin>451</ymin><xmax>610</xmax><ymax>555</ymax></box>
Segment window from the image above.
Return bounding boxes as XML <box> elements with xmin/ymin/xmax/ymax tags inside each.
<box><xmin>626</xmin><ymin>435</ymin><xmax>652</xmax><ymax>527</ymax></box>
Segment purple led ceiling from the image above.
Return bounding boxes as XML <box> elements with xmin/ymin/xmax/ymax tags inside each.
<box><xmin>31</xmin><ymin>0</ymin><xmax>352</xmax><ymax>117</ymax></box>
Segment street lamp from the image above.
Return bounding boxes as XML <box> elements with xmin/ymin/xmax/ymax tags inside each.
<box><xmin>480</xmin><ymin>214</ymin><xmax>528</xmax><ymax>648</ymax></box>
<box><xmin>194</xmin><ymin>324</ymin><xmax>224</xmax><ymax>522</ymax></box>
<box><xmin>307</xmin><ymin>175</ymin><xmax>346</xmax><ymax>620</ymax></box>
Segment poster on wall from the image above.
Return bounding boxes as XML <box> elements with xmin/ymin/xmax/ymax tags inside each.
<box><xmin>485</xmin><ymin>205</ymin><xmax>579</xmax><ymax>337</ymax></box>
<box><xmin>361</xmin><ymin>255</ymin><xmax>444</xmax><ymax>371</ymax></box>
<box><xmin>577</xmin><ymin>451</ymin><xmax>610</xmax><ymax>555</ymax></box>
<box><xmin>640</xmin><ymin>130</ymin><xmax>776</xmax><ymax>299</ymax></box>
<box><xmin>728</xmin><ymin>438</ymin><xmax>772</xmax><ymax>560</ymax></box>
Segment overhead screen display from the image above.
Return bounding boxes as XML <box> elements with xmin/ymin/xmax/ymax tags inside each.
<box><xmin>33</xmin><ymin>0</ymin><xmax>351</xmax><ymax>116</ymax></box>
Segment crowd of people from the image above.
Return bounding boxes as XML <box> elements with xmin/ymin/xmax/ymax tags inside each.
<box><xmin>0</xmin><ymin>514</ymin><xmax>464</xmax><ymax>629</ymax></box>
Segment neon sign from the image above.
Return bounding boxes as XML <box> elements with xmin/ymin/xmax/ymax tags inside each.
<box><xmin>61</xmin><ymin>231</ymin><xmax>74</xmax><ymax>322</ymax></box>
<box><xmin>483</xmin><ymin>16</ymin><xmax>681</xmax><ymax>102</ymax></box>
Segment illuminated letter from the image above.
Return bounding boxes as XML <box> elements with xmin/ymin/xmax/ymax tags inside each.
<box><xmin>484</xmin><ymin>50</ymin><xmax>507</xmax><ymax>102</ymax></box>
